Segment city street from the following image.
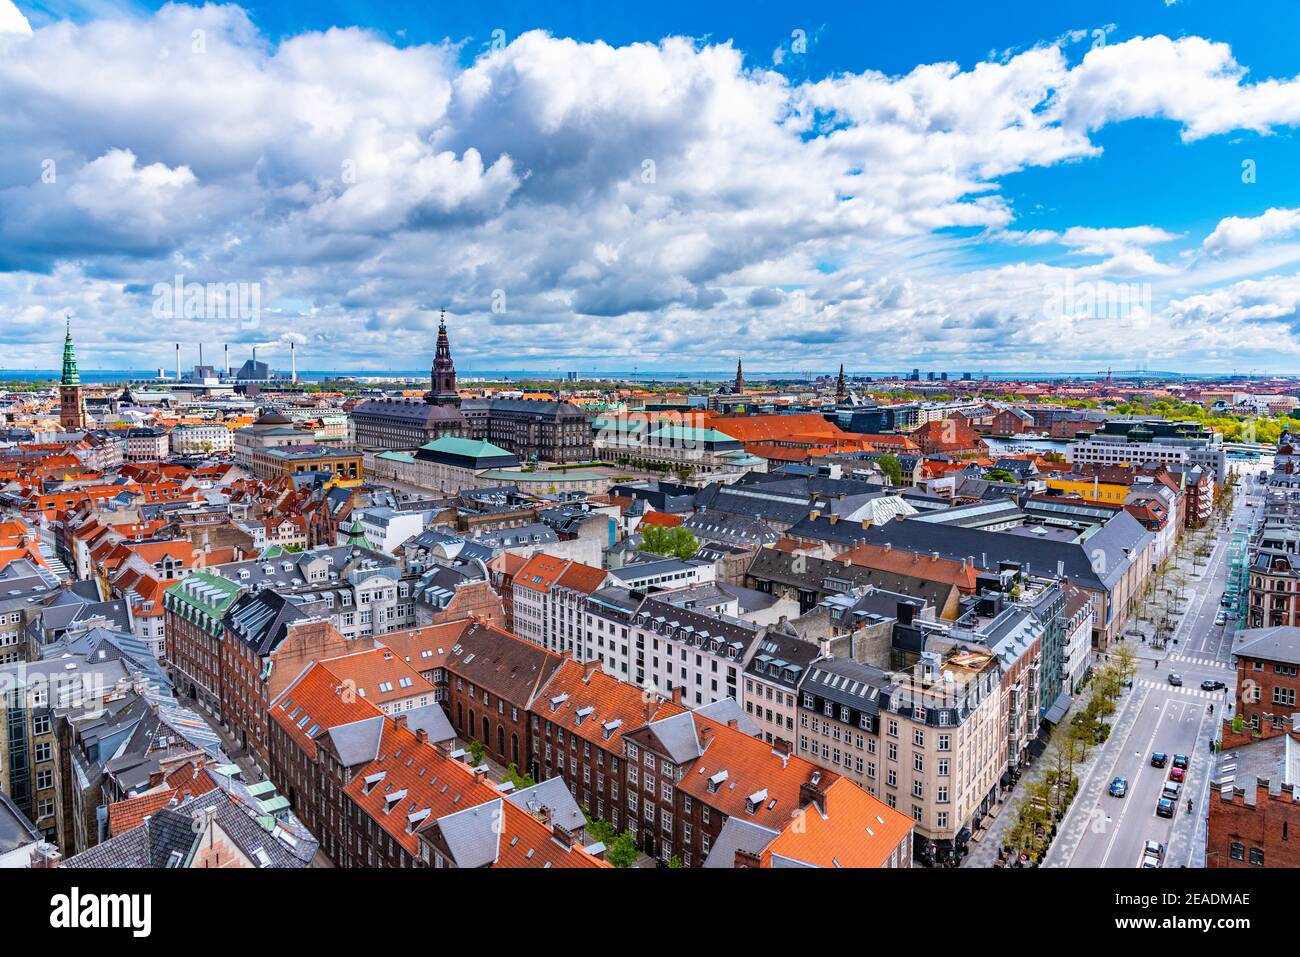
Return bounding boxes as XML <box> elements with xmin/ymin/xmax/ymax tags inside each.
<box><xmin>1045</xmin><ymin>472</ymin><xmax>1259</xmax><ymax>869</ymax></box>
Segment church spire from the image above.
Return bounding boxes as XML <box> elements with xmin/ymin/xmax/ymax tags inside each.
<box><xmin>427</xmin><ymin>309</ymin><xmax>459</xmax><ymax>406</ymax></box>
<box><xmin>734</xmin><ymin>358</ymin><xmax>744</xmax><ymax>395</ymax></box>
<box><xmin>59</xmin><ymin>318</ymin><xmax>86</xmax><ymax>429</ymax></box>
<box><xmin>62</xmin><ymin>321</ymin><xmax>80</xmax><ymax>386</ymax></box>
<box><xmin>836</xmin><ymin>364</ymin><xmax>847</xmax><ymax>402</ymax></box>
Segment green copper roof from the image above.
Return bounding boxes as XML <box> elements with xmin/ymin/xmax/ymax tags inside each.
<box><xmin>343</xmin><ymin>516</ymin><xmax>374</xmax><ymax>549</ymax></box>
<box><xmin>61</xmin><ymin>324</ymin><xmax>80</xmax><ymax>386</ymax></box>
<box><xmin>418</xmin><ymin>435</ymin><xmax>514</xmax><ymax>459</ymax></box>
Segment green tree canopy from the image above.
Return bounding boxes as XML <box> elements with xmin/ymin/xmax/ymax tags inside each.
<box><xmin>638</xmin><ymin>524</ymin><xmax>699</xmax><ymax>560</ymax></box>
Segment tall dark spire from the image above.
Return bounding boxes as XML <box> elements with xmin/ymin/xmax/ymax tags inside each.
<box><xmin>836</xmin><ymin>364</ymin><xmax>847</xmax><ymax>402</ymax></box>
<box><xmin>734</xmin><ymin>358</ymin><xmax>744</xmax><ymax>394</ymax></box>
<box><xmin>427</xmin><ymin>310</ymin><xmax>459</xmax><ymax>406</ymax></box>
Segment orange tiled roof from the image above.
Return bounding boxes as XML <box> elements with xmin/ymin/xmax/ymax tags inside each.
<box><xmin>638</xmin><ymin>511</ymin><xmax>683</xmax><ymax>528</ymax></box>
<box><xmin>513</xmin><ymin>553</ymin><xmax>607</xmax><ymax>596</ymax></box>
<box><xmin>317</xmin><ymin>646</ymin><xmax>435</xmax><ymax>709</ymax></box>
<box><xmin>841</xmin><ymin>543</ymin><xmax>979</xmax><ymax>591</ymax></box>
<box><xmin>760</xmin><ymin>777</ymin><xmax>914</xmax><ymax>868</ymax></box>
<box><xmin>538</xmin><ymin>660</ymin><xmax>685</xmax><ymax>752</ymax></box>
<box><xmin>675</xmin><ymin>719</ymin><xmax>838</xmax><ymax>832</ymax></box>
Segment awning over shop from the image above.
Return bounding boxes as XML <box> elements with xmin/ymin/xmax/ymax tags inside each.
<box><xmin>1043</xmin><ymin>692</ymin><xmax>1073</xmax><ymax>725</ymax></box>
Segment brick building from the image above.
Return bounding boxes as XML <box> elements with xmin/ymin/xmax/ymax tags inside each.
<box><xmin>1229</xmin><ymin>627</ymin><xmax>1300</xmax><ymax>737</ymax></box>
<box><xmin>443</xmin><ymin>621</ymin><xmax>564</xmax><ymax>773</ymax></box>
<box><xmin>1206</xmin><ymin>717</ymin><xmax>1300</xmax><ymax>869</ymax></box>
<box><xmin>530</xmin><ymin>658</ymin><xmax>685</xmax><ymax>830</ymax></box>
<box><xmin>163</xmin><ymin>569</ymin><xmax>245</xmax><ymax>716</ymax></box>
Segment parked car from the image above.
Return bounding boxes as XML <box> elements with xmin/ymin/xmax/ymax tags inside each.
<box><xmin>1167</xmin><ymin>673</ymin><xmax>1183</xmax><ymax>687</ymax></box>
<box><xmin>1214</xmin><ymin>611</ymin><xmax>1227</xmax><ymax>626</ymax></box>
<box><xmin>1221</xmin><ymin>594</ymin><xmax>1233</xmax><ymax>607</ymax></box>
<box><xmin>1162</xmin><ymin>781</ymin><xmax>1181</xmax><ymax>801</ymax></box>
<box><xmin>1156</xmin><ymin>797</ymin><xmax>1176</xmax><ymax>818</ymax></box>
<box><xmin>1173</xmin><ymin>754</ymin><xmax>1189</xmax><ymax>770</ymax></box>
<box><xmin>1141</xmin><ymin>852</ymin><xmax>1163</xmax><ymax>868</ymax></box>
<box><xmin>1169</xmin><ymin>766</ymin><xmax>1185</xmax><ymax>783</ymax></box>
<box><xmin>1143</xmin><ymin>839</ymin><xmax>1166</xmax><ymax>862</ymax></box>
<box><xmin>1201</xmin><ymin>679</ymin><xmax>1226</xmax><ymax>691</ymax></box>
<box><xmin>1151</xmin><ymin>752</ymin><xmax>1169</xmax><ymax>768</ymax></box>
<box><xmin>1109</xmin><ymin>777</ymin><xmax>1128</xmax><ymax>798</ymax></box>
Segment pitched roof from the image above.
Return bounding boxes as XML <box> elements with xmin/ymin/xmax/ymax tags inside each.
<box><xmin>536</xmin><ymin>659</ymin><xmax>686</xmax><ymax>752</ymax></box>
<box><xmin>513</xmin><ymin>552</ymin><xmax>608</xmax><ymax>596</ymax></box>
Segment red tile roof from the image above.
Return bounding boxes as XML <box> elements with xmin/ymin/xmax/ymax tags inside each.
<box><xmin>761</xmin><ymin>777</ymin><xmax>914</xmax><ymax>868</ymax></box>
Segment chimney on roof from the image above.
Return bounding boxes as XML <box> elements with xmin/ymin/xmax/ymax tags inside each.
<box><xmin>809</xmin><ymin>510</ymin><xmax>821</xmax><ymax>522</ymax></box>
<box><xmin>799</xmin><ymin>772</ymin><xmax>827</xmax><ymax>815</ymax></box>
<box><xmin>582</xmin><ymin>658</ymin><xmax>601</xmax><ymax>682</ymax></box>
<box><xmin>897</xmin><ymin>601</ymin><xmax>917</xmax><ymax>626</ymax></box>
<box><xmin>393</xmin><ymin>714</ymin><xmax>407</xmax><ymax>732</ymax></box>
<box><xmin>734</xmin><ymin>847</ymin><xmax>762</xmax><ymax>868</ymax></box>
<box><xmin>883</xmin><ymin>542</ymin><xmax>891</xmax><ymax>552</ymax></box>
<box><xmin>727</xmin><ymin>718</ymin><xmax>738</xmax><ymax>730</ymax></box>
<box><xmin>552</xmin><ymin>821</ymin><xmax>579</xmax><ymax>848</ymax></box>
<box><xmin>415</xmin><ymin>728</ymin><xmax>428</xmax><ymax>745</ymax></box>
<box><xmin>772</xmin><ymin>737</ymin><xmax>792</xmax><ymax>762</ymax></box>
<box><xmin>670</xmin><ymin>686</ymin><xmax>683</xmax><ymax>708</ymax></box>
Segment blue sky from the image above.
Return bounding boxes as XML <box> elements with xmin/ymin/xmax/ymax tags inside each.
<box><xmin>3</xmin><ymin>0</ymin><xmax>1300</xmax><ymax>374</ymax></box>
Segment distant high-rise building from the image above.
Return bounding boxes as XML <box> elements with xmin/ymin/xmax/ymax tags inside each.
<box><xmin>962</xmin><ymin>372</ymin><xmax>972</xmax><ymax>381</ymax></box>
<box><xmin>910</xmin><ymin>368</ymin><xmax>920</xmax><ymax>382</ymax></box>
<box><xmin>927</xmin><ymin>371</ymin><xmax>936</xmax><ymax>381</ymax></box>
<box><xmin>940</xmin><ymin>372</ymin><xmax>948</xmax><ymax>381</ymax></box>
<box><xmin>59</xmin><ymin>323</ymin><xmax>86</xmax><ymax>430</ymax></box>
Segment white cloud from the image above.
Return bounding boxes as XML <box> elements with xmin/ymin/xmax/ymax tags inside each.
<box><xmin>0</xmin><ymin>0</ymin><xmax>30</xmax><ymax>35</ymax></box>
<box><xmin>2</xmin><ymin>10</ymin><xmax>1300</xmax><ymax>370</ymax></box>
<box><xmin>1202</xmin><ymin>207</ymin><xmax>1300</xmax><ymax>258</ymax></box>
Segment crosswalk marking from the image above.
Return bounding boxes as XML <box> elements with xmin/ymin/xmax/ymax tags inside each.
<box><xmin>1136</xmin><ymin>679</ymin><xmax>1223</xmax><ymax>700</ymax></box>
<box><xmin>1168</xmin><ymin>655</ymin><xmax>1232</xmax><ymax>670</ymax></box>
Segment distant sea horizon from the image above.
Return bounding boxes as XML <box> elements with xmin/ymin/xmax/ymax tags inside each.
<box><xmin>0</xmin><ymin>368</ymin><xmax>1248</xmax><ymax>385</ymax></box>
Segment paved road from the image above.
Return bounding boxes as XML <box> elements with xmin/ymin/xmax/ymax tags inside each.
<box><xmin>1049</xmin><ymin>480</ymin><xmax>1255</xmax><ymax>870</ymax></box>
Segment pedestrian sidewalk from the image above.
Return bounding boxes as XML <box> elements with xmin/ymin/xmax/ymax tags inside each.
<box><xmin>963</xmin><ymin>678</ymin><xmax>1136</xmax><ymax>868</ymax></box>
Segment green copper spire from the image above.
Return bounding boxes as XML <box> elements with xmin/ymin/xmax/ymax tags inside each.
<box><xmin>61</xmin><ymin>322</ymin><xmax>80</xmax><ymax>386</ymax></box>
<box><xmin>344</xmin><ymin>516</ymin><xmax>374</xmax><ymax>550</ymax></box>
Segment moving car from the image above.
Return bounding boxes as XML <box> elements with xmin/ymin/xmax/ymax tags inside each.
<box><xmin>1169</xmin><ymin>766</ymin><xmax>1185</xmax><ymax>784</ymax></box>
<box><xmin>1173</xmin><ymin>754</ymin><xmax>1189</xmax><ymax>770</ymax></box>
<box><xmin>1151</xmin><ymin>752</ymin><xmax>1168</xmax><ymax>768</ymax></box>
<box><xmin>1201</xmin><ymin>679</ymin><xmax>1226</xmax><ymax>691</ymax></box>
<box><xmin>1156</xmin><ymin>797</ymin><xmax>1176</xmax><ymax>818</ymax></box>
<box><xmin>1109</xmin><ymin>777</ymin><xmax>1128</xmax><ymax>798</ymax></box>
<box><xmin>1167</xmin><ymin>673</ymin><xmax>1183</xmax><ymax>687</ymax></box>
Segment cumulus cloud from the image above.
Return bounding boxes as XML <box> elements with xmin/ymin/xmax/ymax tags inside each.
<box><xmin>1201</xmin><ymin>207</ymin><xmax>1300</xmax><ymax>258</ymax></box>
<box><xmin>3</xmin><ymin>7</ymin><xmax>1300</xmax><ymax>370</ymax></box>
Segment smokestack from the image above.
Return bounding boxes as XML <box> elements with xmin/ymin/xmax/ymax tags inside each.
<box><xmin>291</xmin><ymin>341</ymin><xmax>297</xmax><ymax>382</ymax></box>
<box><xmin>199</xmin><ymin>342</ymin><xmax>203</xmax><ymax>369</ymax></box>
<box><xmin>175</xmin><ymin>343</ymin><xmax>181</xmax><ymax>381</ymax></box>
<box><xmin>224</xmin><ymin>343</ymin><xmax>229</xmax><ymax>377</ymax></box>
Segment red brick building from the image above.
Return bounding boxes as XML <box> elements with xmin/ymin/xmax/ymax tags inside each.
<box><xmin>1228</xmin><ymin>627</ymin><xmax>1300</xmax><ymax>737</ymax></box>
<box><xmin>911</xmin><ymin>419</ymin><xmax>988</xmax><ymax>459</ymax></box>
<box><xmin>267</xmin><ymin>658</ymin><xmax>607</xmax><ymax>869</ymax></box>
<box><xmin>530</xmin><ymin>658</ymin><xmax>685</xmax><ymax>829</ymax></box>
<box><xmin>1206</xmin><ymin>719</ymin><xmax>1300</xmax><ymax>869</ymax></box>
<box><xmin>221</xmin><ymin>594</ymin><xmax>350</xmax><ymax>770</ymax></box>
<box><xmin>443</xmin><ymin>621</ymin><xmax>564</xmax><ymax>773</ymax></box>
